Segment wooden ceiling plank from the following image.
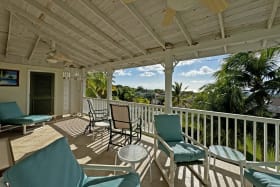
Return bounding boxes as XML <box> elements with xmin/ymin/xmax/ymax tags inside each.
<box><xmin>24</xmin><ymin>0</ymin><xmax>119</xmax><ymax>60</ymax></box>
<box><xmin>80</xmin><ymin>0</ymin><xmax>146</xmax><ymax>55</ymax></box>
<box><xmin>3</xmin><ymin>1</ymin><xmax>105</xmax><ymax>62</ymax></box>
<box><xmin>27</xmin><ymin>35</ymin><xmax>40</xmax><ymax>61</ymax></box>
<box><xmin>174</xmin><ymin>14</ymin><xmax>193</xmax><ymax>46</ymax></box>
<box><xmin>120</xmin><ymin>0</ymin><xmax>166</xmax><ymax>49</ymax></box>
<box><xmin>5</xmin><ymin>11</ymin><xmax>13</xmax><ymax>57</ymax></box>
<box><xmin>53</xmin><ymin>0</ymin><xmax>133</xmax><ymax>58</ymax></box>
<box><xmin>95</xmin><ymin>24</ymin><xmax>280</xmax><ymax>69</ymax></box>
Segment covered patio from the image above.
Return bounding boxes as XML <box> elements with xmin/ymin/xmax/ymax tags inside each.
<box><xmin>0</xmin><ymin>0</ymin><xmax>280</xmax><ymax>186</ymax></box>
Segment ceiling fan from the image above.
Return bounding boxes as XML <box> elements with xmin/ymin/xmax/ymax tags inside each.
<box><xmin>122</xmin><ymin>0</ymin><xmax>228</xmax><ymax>26</ymax></box>
<box><xmin>46</xmin><ymin>41</ymin><xmax>73</xmax><ymax>64</ymax></box>
<box><xmin>163</xmin><ymin>0</ymin><xmax>228</xmax><ymax>26</ymax></box>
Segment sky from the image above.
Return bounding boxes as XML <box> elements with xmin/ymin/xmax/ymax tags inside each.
<box><xmin>113</xmin><ymin>54</ymin><xmax>229</xmax><ymax>92</ymax></box>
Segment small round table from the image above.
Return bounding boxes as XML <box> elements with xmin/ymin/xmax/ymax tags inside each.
<box><xmin>209</xmin><ymin>145</ymin><xmax>246</xmax><ymax>186</ymax></box>
<box><xmin>115</xmin><ymin>144</ymin><xmax>152</xmax><ymax>180</ymax></box>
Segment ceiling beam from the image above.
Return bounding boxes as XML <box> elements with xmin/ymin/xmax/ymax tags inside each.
<box><xmin>80</xmin><ymin>0</ymin><xmax>147</xmax><ymax>55</ymax></box>
<box><xmin>95</xmin><ymin>24</ymin><xmax>280</xmax><ymax>69</ymax></box>
<box><xmin>5</xmin><ymin>11</ymin><xmax>13</xmax><ymax>57</ymax></box>
<box><xmin>174</xmin><ymin>14</ymin><xmax>192</xmax><ymax>46</ymax></box>
<box><xmin>218</xmin><ymin>12</ymin><xmax>227</xmax><ymax>53</ymax></box>
<box><xmin>27</xmin><ymin>35</ymin><xmax>40</xmax><ymax>61</ymax></box>
<box><xmin>23</xmin><ymin>0</ymin><xmax>118</xmax><ymax>60</ymax></box>
<box><xmin>262</xmin><ymin>0</ymin><xmax>279</xmax><ymax>48</ymax></box>
<box><xmin>120</xmin><ymin>0</ymin><xmax>166</xmax><ymax>49</ymax></box>
<box><xmin>53</xmin><ymin>0</ymin><xmax>133</xmax><ymax>58</ymax></box>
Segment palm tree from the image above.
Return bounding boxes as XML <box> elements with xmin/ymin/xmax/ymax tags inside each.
<box><xmin>172</xmin><ymin>82</ymin><xmax>187</xmax><ymax>107</ymax></box>
<box><xmin>86</xmin><ymin>72</ymin><xmax>107</xmax><ymax>98</ymax></box>
<box><xmin>220</xmin><ymin>48</ymin><xmax>280</xmax><ymax>116</ymax></box>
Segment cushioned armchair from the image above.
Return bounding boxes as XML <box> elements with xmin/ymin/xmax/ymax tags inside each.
<box><xmin>1</xmin><ymin>137</ymin><xmax>140</xmax><ymax>187</ymax></box>
<box><xmin>242</xmin><ymin>161</ymin><xmax>280</xmax><ymax>187</ymax></box>
<box><xmin>154</xmin><ymin>114</ymin><xmax>209</xmax><ymax>187</ymax></box>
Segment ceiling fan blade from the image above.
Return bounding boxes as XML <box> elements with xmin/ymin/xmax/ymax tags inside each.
<box><xmin>122</xmin><ymin>0</ymin><xmax>136</xmax><ymax>4</ymax></box>
<box><xmin>162</xmin><ymin>8</ymin><xmax>176</xmax><ymax>26</ymax></box>
<box><xmin>199</xmin><ymin>0</ymin><xmax>228</xmax><ymax>13</ymax></box>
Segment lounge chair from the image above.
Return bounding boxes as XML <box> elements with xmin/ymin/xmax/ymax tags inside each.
<box><xmin>0</xmin><ymin>137</ymin><xmax>140</xmax><ymax>187</ymax></box>
<box><xmin>0</xmin><ymin>101</ymin><xmax>52</xmax><ymax>134</ymax></box>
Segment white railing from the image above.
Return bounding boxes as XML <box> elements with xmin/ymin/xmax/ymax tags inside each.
<box><xmin>82</xmin><ymin>97</ymin><xmax>280</xmax><ymax>163</ymax></box>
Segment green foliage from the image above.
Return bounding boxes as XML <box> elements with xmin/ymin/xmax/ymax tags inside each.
<box><xmin>86</xmin><ymin>72</ymin><xmax>107</xmax><ymax>98</ymax></box>
<box><xmin>192</xmin><ymin>47</ymin><xmax>280</xmax><ymax>117</ymax></box>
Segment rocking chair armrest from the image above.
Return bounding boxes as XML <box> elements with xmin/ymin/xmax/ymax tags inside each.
<box><xmin>155</xmin><ymin>134</ymin><xmax>174</xmax><ymax>154</ymax></box>
<box><xmin>81</xmin><ymin>164</ymin><xmax>133</xmax><ymax>172</ymax></box>
<box><xmin>182</xmin><ymin>133</ymin><xmax>208</xmax><ymax>151</ymax></box>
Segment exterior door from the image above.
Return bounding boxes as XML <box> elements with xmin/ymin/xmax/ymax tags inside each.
<box><xmin>29</xmin><ymin>72</ymin><xmax>54</xmax><ymax>115</ymax></box>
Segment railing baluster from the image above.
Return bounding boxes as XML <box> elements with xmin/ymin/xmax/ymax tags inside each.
<box><xmin>148</xmin><ymin>106</ymin><xmax>151</xmax><ymax>134</ymax></box>
<box><xmin>185</xmin><ymin>111</ymin><xmax>189</xmax><ymax>136</ymax></box>
<box><xmin>235</xmin><ymin>118</ymin><xmax>237</xmax><ymax>149</ymax></box>
<box><xmin>244</xmin><ymin>120</ymin><xmax>247</xmax><ymax>157</ymax></box>
<box><xmin>204</xmin><ymin>114</ymin><xmax>206</xmax><ymax>146</ymax></box>
<box><xmin>191</xmin><ymin>113</ymin><xmax>194</xmax><ymax>139</ymax></box>
<box><xmin>253</xmin><ymin>121</ymin><xmax>257</xmax><ymax>161</ymax></box>
<box><xmin>211</xmin><ymin>115</ymin><xmax>213</xmax><ymax>145</ymax></box>
<box><xmin>264</xmin><ymin>122</ymin><xmax>267</xmax><ymax>162</ymax></box>
<box><xmin>226</xmin><ymin>117</ymin><xmax>228</xmax><ymax>147</ymax></box>
<box><xmin>275</xmin><ymin>124</ymin><xmax>279</xmax><ymax>164</ymax></box>
<box><xmin>218</xmin><ymin>116</ymin><xmax>221</xmax><ymax>145</ymax></box>
<box><xmin>197</xmin><ymin>113</ymin><xmax>200</xmax><ymax>143</ymax></box>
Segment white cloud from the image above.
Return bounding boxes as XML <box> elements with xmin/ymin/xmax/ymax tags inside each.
<box><xmin>181</xmin><ymin>66</ymin><xmax>216</xmax><ymax>77</ymax></box>
<box><xmin>137</xmin><ymin>64</ymin><xmax>164</xmax><ymax>74</ymax></box>
<box><xmin>114</xmin><ymin>69</ymin><xmax>132</xmax><ymax>76</ymax></box>
<box><xmin>177</xmin><ymin>59</ymin><xmax>199</xmax><ymax>66</ymax></box>
<box><xmin>140</xmin><ymin>71</ymin><xmax>155</xmax><ymax>77</ymax></box>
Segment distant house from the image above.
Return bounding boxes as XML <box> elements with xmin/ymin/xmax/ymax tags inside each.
<box><xmin>268</xmin><ymin>97</ymin><xmax>280</xmax><ymax>118</ymax></box>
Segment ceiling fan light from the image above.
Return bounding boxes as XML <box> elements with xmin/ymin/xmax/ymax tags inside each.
<box><xmin>46</xmin><ymin>57</ymin><xmax>58</xmax><ymax>64</ymax></box>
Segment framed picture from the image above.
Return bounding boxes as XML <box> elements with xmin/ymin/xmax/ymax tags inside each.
<box><xmin>0</xmin><ymin>69</ymin><xmax>19</xmax><ymax>86</ymax></box>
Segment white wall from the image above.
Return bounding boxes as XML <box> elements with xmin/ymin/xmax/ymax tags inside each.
<box><xmin>0</xmin><ymin>62</ymin><xmax>82</xmax><ymax>115</ymax></box>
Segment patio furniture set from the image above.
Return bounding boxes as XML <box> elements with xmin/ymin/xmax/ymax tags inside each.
<box><xmin>0</xmin><ymin>100</ymin><xmax>280</xmax><ymax>187</ymax></box>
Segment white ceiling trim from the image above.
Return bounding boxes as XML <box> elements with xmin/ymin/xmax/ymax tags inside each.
<box><xmin>218</xmin><ymin>12</ymin><xmax>227</xmax><ymax>53</ymax></box>
<box><xmin>81</xmin><ymin>0</ymin><xmax>147</xmax><ymax>55</ymax></box>
<box><xmin>23</xmin><ymin>0</ymin><xmax>118</xmax><ymax>60</ymax></box>
<box><xmin>5</xmin><ymin>11</ymin><xmax>13</xmax><ymax>57</ymax></box>
<box><xmin>120</xmin><ymin>0</ymin><xmax>166</xmax><ymax>49</ymax></box>
<box><xmin>174</xmin><ymin>14</ymin><xmax>192</xmax><ymax>46</ymax></box>
<box><xmin>27</xmin><ymin>35</ymin><xmax>40</xmax><ymax>61</ymax></box>
<box><xmin>53</xmin><ymin>0</ymin><xmax>133</xmax><ymax>58</ymax></box>
<box><xmin>262</xmin><ymin>0</ymin><xmax>279</xmax><ymax>48</ymax></box>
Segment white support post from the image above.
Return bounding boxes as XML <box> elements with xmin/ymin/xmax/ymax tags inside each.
<box><xmin>106</xmin><ymin>70</ymin><xmax>113</xmax><ymax>101</ymax></box>
<box><xmin>164</xmin><ymin>50</ymin><xmax>174</xmax><ymax>114</ymax></box>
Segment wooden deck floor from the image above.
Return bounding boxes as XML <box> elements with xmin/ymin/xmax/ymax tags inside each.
<box><xmin>1</xmin><ymin>117</ymin><xmax>250</xmax><ymax>187</ymax></box>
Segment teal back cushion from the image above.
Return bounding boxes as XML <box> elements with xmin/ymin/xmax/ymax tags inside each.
<box><xmin>0</xmin><ymin>102</ymin><xmax>23</xmax><ymax>120</ymax></box>
<box><xmin>3</xmin><ymin>137</ymin><xmax>85</xmax><ymax>187</ymax></box>
<box><xmin>154</xmin><ymin>114</ymin><xmax>183</xmax><ymax>142</ymax></box>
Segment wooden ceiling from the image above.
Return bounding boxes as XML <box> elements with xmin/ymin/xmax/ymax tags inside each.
<box><xmin>0</xmin><ymin>0</ymin><xmax>280</xmax><ymax>71</ymax></box>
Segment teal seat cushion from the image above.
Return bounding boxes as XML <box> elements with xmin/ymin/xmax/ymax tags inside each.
<box><xmin>244</xmin><ymin>168</ymin><xmax>280</xmax><ymax>187</ymax></box>
<box><xmin>1</xmin><ymin>115</ymin><xmax>52</xmax><ymax>125</ymax></box>
<box><xmin>83</xmin><ymin>173</ymin><xmax>140</xmax><ymax>187</ymax></box>
<box><xmin>0</xmin><ymin>102</ymin><xmax>23</xmax><ymax>120</ymax></box>
<box><xmin>3</xmin><ymin>137</ymin><xmax>85</xmax><ymax>187</ymax></box>
<box><xmin>159</xmin><ymin>141</ymin><xmax>205</xmax><ymax>163</ymax></box>
<box><xmin>154</xmin><ymin>114</ymin><xmax>183</xmax><ymax>142</ymax></box>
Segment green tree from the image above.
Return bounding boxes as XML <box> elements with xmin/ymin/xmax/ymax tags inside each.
<box><xmin>86</xmin><ymin>72</ymin><xmax>107</xmax><ymax>98</ymax></box>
